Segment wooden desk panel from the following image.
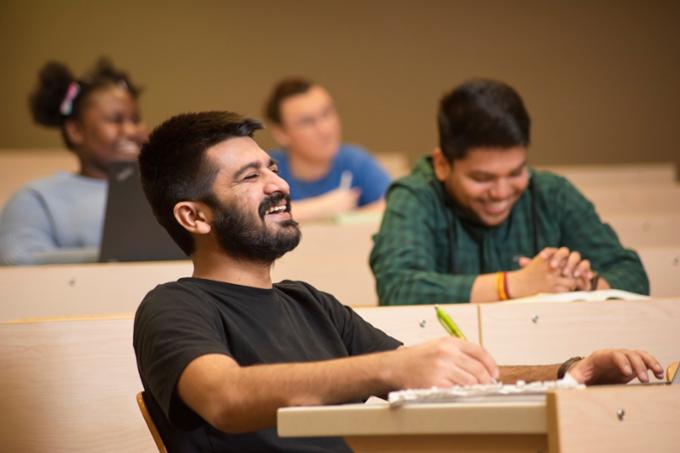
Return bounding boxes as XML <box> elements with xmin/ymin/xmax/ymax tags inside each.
<box><xmin>479</xmin><ymin>299</ymin><xmax>680</xmax><ymax>367</ymax></box>
<box><xmin>638</xmin><ymin>246</ymin><xmax>680</xmax><ymax>297</ymax></box>
<box><xmin>537</xmin><ymin>162</ymin><xmax>677</xmax><ymax>187</ymax></box>
<box><xmin>0</xmin><ymin>317</ymin><xmax>153</xmax><ymax>453</ymax></box>
<box><xmin>583</xmin><ymin>186</ymin><xmax>680</xmax><ymax>214</ymax></box>
<box><xmin>279</xmin><ymin>386</ymin><xmax>680</xmax><ymax>453</ymax></box>
<box><xmin>0</xmin><ymin>260</ymin><xmax>191</xmax><ymax>322</ymax></box>
<box><xmin>354</xmin><ymin>304</ymin><xmax>479</xmax><ymax>345</ymax></box>
<box><xmin>606</xmin><ymin>213</ymin><xmax>680</xmax><ymax>247</ymax></box>
<box><xmin>547</xmin><ymin>385</ymin><xmax>680</xmax><ymax>452</ymax></box>
<box><xmin>279</xmin><ymin>401</ymin><xmax>547</xmax><ymax>453</ymax></box>
<box><xmin>272</xmin><ymin>222</ymin><xmax>380</xmax><ymax>307</ymax></box>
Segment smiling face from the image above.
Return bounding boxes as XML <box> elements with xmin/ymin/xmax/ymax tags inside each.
<box><xmin>66</xmin><ymin>84</ymin><xmax>148</xmax><ymax>179</ymax></box>
<box><xmin>274</xmin><ymin>85</ymin><xmax>341</xmax><ymax>164</ymax></box>
<box><xmin>433</xmin><ymin>146</ymin><xmax>530</xmax><ymax>227</ymax></box>
<box><xmin>204</xmin><ymin>136</ymin><xmax>301</xmax><ymax>262</ymax></box>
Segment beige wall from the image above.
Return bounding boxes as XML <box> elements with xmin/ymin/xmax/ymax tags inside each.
<box><xmin>1</xmin><ymin>0</ymin><xmax>679</xmax><ymax>170</ymax></box>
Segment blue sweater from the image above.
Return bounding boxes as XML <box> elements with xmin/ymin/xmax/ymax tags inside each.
<box><xmin>0</xmin><ymin>172</ymin><xmax>106</xmax><ymax>265</ymax></box>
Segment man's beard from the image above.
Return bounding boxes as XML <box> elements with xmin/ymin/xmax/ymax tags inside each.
<box><xmin>208</xmin><ymin>192</ymin><xmax>301</xmax><ymax>264</ymax></box>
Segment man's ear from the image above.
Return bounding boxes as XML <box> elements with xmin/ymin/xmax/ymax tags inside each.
<box><xmin>173</xmin><ymin>201</ymin><xmax>213</xmax><ymax>236</ymax></box>
<box><xmin>431</xmin><ymin>147</ymin><xmax>452</xmax><ymax>182</ymax></box>
<box><xmin>64</xmin><ymin>119</ymin><xmax>85</xmax><ymax>147</ymax></box>
<box><xmin>270</xmin><ymin>125</ymin><xmax>290</xmax><ymax>147</ymax></box>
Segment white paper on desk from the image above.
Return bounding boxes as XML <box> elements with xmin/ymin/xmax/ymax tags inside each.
<box><xmin>504</xmin><ymin>289</ymin><xmax>648</xmax><ymax>304</ymax></box>
<box><xmin>388</xmin><ymin>380</ymin><xmax>585</xmax><ymax>406</ymax></box>
<box><xmin>364</xmin><ymin>396</ymin><xmax>389</xmax><ymax>405</ymax></box>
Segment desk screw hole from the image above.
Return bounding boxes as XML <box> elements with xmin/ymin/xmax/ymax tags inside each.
<box><xmin>531</xmin><ymin>315</ymin><xmax>539</xmax><ymax>324</ymax></box>
<box><xmin>419</xmin><ymin>320</ymin><xmax>427</xmax><ymax>328</ymax></box>
<box><xmin>617</xmin><ymin>408</ymin><xmax>625</xmax><ymax>421</ymax></box>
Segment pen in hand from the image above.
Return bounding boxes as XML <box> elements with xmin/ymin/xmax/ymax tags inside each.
<box><xmin>339</xmin><ymin>170</ymin><xmax>353</xmax><ymax>191</ymax></box>
<box><xmin>434</xmin><ymin>305</ymin><xmax>467</xmax><ymax>340</ymax></box>
<box><xmin>435</xmin><ymin>305</ymin><xmax>499</xmax><ymax>384</ymax></box>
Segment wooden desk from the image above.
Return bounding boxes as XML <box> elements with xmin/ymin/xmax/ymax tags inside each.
<box><xmin>0</xmin><ymin>317</ymin><xmax>153</xmax><ymax>453</ymax></box>
<box><xmin>374</xmin><ymin>152</ymin><xmax>411</xmax><ymax>179</ymax></box>
<box><xmin>271</xmin><ymin>221</ymin><xmax>380</xmax><ymax>306</ymax></box>
<box><xmin>638</xmin><ymin>246</ymin><xmax>680</xmax><ymax>297</ymax></box>
<box><xmin>606</xmin><ymin>213</ymin><xmax>680</xmax><ymax>247</ymax></box>
<box><xmin>354</xmin><ymin>304</ymin><xmax>479</xmax><ymax>345</ymax></box>
<box><xmin>279</xmin><ymin>400</ymin><xmax>547</xmax><ymax>453</ymax></box>
<box><xmin>0</xmin><ymin>260</ymin><xmax>191</xmax><ymax>322</ymax></box>
<box><xmin>278</xmin><ymin>386</ymin><xmax>680</xmax><ymax>453</ymax></box>
<box><xmin>479</xmin><ymin>298</ymin><xmax>680</xmax><ymax>368</ymax></box>
<box><xmin>582</xmin><ymin>185</ymin><xmax>680</xmax><ymax>215</ymax></box>
<box><xmin>0</xmin><ymin>222</ymin><xmax>382</xmax><ymax>322</ymax></box>
<box><xmin>547</xmin><ymin>385</ymin><xmax>680</xmax><ymax>452</ymax></box>
<box><xmin>537</xmin><ymin>162</ymin><xmax>677</xmax><ymax>187</ymax></box>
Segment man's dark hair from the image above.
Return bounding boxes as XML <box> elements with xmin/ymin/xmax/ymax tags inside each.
<box><xmin>437</xmin><ymin>79</ymin><xmax>530</xmax><ymax>162</ymax></box>
<box><xmin>263</xmin><ymin>77</ymin><xmax>314</xmax><ymax>125</ymax></box>
<box><xmin>138</xmin><ymin>111</ymin><xmax>263</xmax><ymax>255</ymax></box>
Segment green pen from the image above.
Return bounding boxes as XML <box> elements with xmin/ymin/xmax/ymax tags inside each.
<box><xmin>435</xmin><ymin>305</ymin><xmax>467</xmax><ymax>340</ymax></box>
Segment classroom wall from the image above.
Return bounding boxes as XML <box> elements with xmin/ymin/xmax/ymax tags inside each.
<box><xmin>1</xmin><ymin>0</ymin><xmax>679</xmax><ymax>170</ymax></box>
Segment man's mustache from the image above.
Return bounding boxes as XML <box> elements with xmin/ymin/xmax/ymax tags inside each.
<box><xmin>258</xmin><ymin>192</ymin><xmax>292</xmax><ymax>220</ymax></box>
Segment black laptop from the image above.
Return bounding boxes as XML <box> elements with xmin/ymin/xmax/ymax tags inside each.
<box><xmin>98</xmin><ymin>161</ymin><xmax>187</xmax><ymax>262</ymax></box>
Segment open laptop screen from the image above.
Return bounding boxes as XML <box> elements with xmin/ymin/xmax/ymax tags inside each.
<box><xmin>99</xmin><ymin>161</ymin><xmax>186</xmax><ymax>262</ymax></box>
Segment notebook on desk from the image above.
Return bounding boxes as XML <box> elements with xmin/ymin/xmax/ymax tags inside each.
<box><xmin>98</xmin><ymin>161</ymin><xmax>186</xmax><ymax>262</ymax></box>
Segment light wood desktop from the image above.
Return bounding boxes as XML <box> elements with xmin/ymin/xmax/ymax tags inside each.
<box><xmin>0</xmin><ymin>316</ymin><xmax>154</xmax><ymax>453</ymax></box>
<box><xmin>605</xmin><ymin>213</ymin><xmax>680</xmax><ymax>247</ymax></box>
<box><xmin>271</xmin><ymin>221</ymin><xmax>381</xmax><ymax>306</ymax></box>
<box><xmin>1</xmin><ymin>244</ymin><xmax>679</xmax><ymax>323</ymax></box>
<box><xmin>537</xmin><ymin>162</ymin><xmax>676</xmax><ymax>187</ymax></box>
<box><xmin>638</xmin><ymin>247</ymin><xmax>680</xmax><ymax>298</ymax></box>
<box><xmin>354</xmin><ymin>304</ymin><xmax>479</xmax><ymax>345</ymax></box>
<box><xmin>0</xmin><ymin>222</ymin><xmax>379</xmax><ymax>322</ymax></box>
<box><xmin>582</xmin><ymin>185</ymin><xmax>680</xmax><ymax>215</ymax></box>
<box><xmin>374</xmin><ymin>152</ymin><xmax>411</xmax><ymax>179</ymax></box>
<box><xmin>278</xmin><ymin>385</ymin><xmax>680</xmax><ymax>453</ymax></box>
<box><xmin>1</xmin><ymin>299</ymin><xmax>677</xmax><ymax>452</ymax></box>
<box><xmin>0</xmin><ymin>260</ymin><xmax>191</xmax><ymax>322</ymax></box>
<box><xmin>479</xmin><ymin>298</ymin><xmax>680</xmax><ymax>368</ymax></box>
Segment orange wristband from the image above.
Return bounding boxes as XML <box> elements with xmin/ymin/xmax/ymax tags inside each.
<box><xmin>503</xmin><ymin>271</ymin><xmax>511</xmax><ymax>300</ymax></box>
<box><xmin>496</xmin><ymin>272</ymin><xmax>508</xmax><ymax>301</ymax></box>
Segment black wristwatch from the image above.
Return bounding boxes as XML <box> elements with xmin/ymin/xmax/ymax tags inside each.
<box><xmin>557</xmin><ymin>356</ymin><xmax>584</xmax><ymax>379</ymax></box>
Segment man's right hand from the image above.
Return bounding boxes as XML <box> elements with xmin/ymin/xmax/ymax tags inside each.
<box><xmin>318</xmin><ymin>187</ymin><xmax>361</xmax><ymax>215</ymax></box>
<box><xmin>514</xmin><ymin>247</ymin><xmax>598</xmax><ymax>297</ymax></box>
<box><xmin>388</xmin><ymin>337</ymin><xmax>499</xmax><ymax>388</ymax></box>
<box><xmin>509</xmin><ymin>247</ymin><xmax>580</xmax><ymax>297</ymax></box>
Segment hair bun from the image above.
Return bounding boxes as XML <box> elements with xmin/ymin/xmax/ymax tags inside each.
<box><xmin>29</xmin><ymin>62</ymin><xmax>76</xmax><ymax>127</ymax></box>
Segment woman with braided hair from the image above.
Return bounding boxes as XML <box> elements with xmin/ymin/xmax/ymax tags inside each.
<box><xmin>0</xmin><ymin>58</ymin><xmax>147</xmax><ymax>265</ymax></box>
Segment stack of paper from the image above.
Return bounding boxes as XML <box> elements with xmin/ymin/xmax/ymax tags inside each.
<box><xmin>388</xmin><ymin>379</ymin><xmax>585</xmax><ymax>406</ymax></box>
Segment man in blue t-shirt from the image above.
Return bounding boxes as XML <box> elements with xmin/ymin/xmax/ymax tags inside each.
<box><xmin>264</xmin><ymin>77</ymin><xmax>391</xmax><ymax>221</ymax></box>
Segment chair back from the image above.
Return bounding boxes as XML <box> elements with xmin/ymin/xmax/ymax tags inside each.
<box><xmin>136</xmin><ymin>391</ymin><xmax>168</xmax><ymax>453</ymax></box>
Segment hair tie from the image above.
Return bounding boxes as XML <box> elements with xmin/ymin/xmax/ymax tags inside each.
<box><xmin>59</xmin><ymin>82</ymin><xmax>81</xmax><ymax>116</ymax></box>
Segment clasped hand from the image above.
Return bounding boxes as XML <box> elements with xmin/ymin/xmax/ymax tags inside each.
<box><xmin>513</xmin><ymin>246</ymin><xmax>596</xmax><ymax>296</ymax></box>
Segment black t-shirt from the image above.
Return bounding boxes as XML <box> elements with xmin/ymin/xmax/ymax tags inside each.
<box><xmin>133</xmin><ymin>277</ymin><xmax>402</xmax><ymax>452</ymax></box>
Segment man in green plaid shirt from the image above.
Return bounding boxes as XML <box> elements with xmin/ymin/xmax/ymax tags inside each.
<box><xmin>370</xmin><ymin>79</ymin><xmax>648</xmax><ymax>305</ymax></box>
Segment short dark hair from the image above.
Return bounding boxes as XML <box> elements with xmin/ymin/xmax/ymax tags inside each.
<box><xmin>28</xmin><ymin>57</ymin><xmax>141</xmax><ymax>150</ymax></box>
<box><xmin>138</xmin><ymin>111</ymin><xmax>263</xmax><ymax>255</ymax></box>
<box><xmin>263</xmin><ymin>77</ymin><xmax>314</xmax><ymax>125</ymax></box>
<box><xmin>437</xmin><ymin>79</ymin><xmax>530</xmax><ymax>162</ymax></box>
